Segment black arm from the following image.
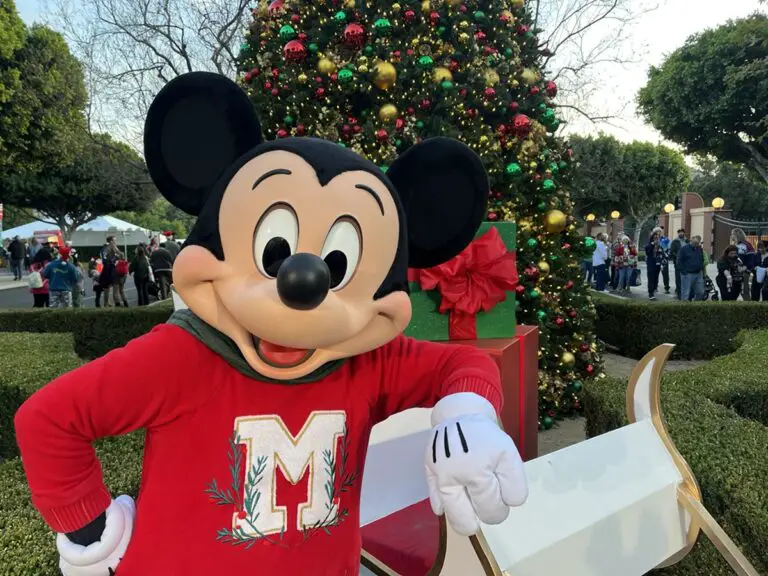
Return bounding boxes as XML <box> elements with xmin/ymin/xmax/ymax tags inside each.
<box><xmin>65</xmin><ymin>512</ymin><xmax>107</xmax><ymax>546</ymax></box>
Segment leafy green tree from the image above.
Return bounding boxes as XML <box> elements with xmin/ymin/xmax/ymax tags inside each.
<box><xmin>113</xmin><ymin>198</ymin><xmax>197</xmax><ymax>238</ymax></box>
<box><xmin>689</xmin><ymin>158</ymin><xmax>768</xmax><ymax>220</ymax></box>
<box><xmin>3</xmin><ymin>134</ymin><xmax>155</xmax><ymax>239</ymax></box>
<box><xmin>637</xmin><ymin>14</ymin><xmax>768</xmax><ymax>183</ymax></box>
<box><xmin>568</xmin><ymin>134</ymin><xmax>624</xmax><ymax>218</ymax></box>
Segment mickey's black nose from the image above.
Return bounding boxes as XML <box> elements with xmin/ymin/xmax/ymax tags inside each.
<box><xmin>276</xmin><ymin>253</ymin><xmax>331</xmax><ymax>311</ymax></box>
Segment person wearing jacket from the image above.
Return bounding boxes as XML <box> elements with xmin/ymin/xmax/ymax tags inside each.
<box><xmin>716</xmin><ymin>245</ymin><xmax>746</xmax><ymax>301</ymax></box>
<box><xmin>8</xmin><ymin>235</ymin><xmax>25</xmax><ymax>280</ymax></box>
<box><xmin>29</xmin><ymin>256</ymin><xmax>52</xmax><ymax>307</ymax></box>
<box><xmin>42</xmin><ymin>246</ymin><xmax>79</xmax><ymax>308</ymax></box>
<box><xmin>129</xmin><ymin>245</ymin><xmax>152</xmax><ymax>306</ymax></box>
<box><xmin>149</xmin><ymin>244</ymin><xmax>174</xmax><ymax>299</ymax></box>
<box><xmin>644</xmin><ymin>231</ymin><xmax>663</xmax><ymax>300</ymax></box>
<box><xmin>676</xmin><ymin>235</ymin><xmax>704</xmax><ymax>301</ymax></box>
<box><xmin>669</xmin><ymin>229</ymin><xmax>687</xmax><ymax>299</ymax></box>
<box><xmin>591</xmin><ymin>233</ymin><xmax>609</xmax><ymax>291</ymax></box>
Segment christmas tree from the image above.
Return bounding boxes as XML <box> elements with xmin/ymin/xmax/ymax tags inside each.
<box><xmin>238</xmin><ymin>0</ymin><xmax>602</xmax><ymax>425</ymax></box>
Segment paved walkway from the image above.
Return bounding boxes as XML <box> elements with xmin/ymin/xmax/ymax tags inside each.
<box><xmin>536</xmin><ymin>352</ymin><xmax>708</xmax><ymax>456</ymax></box>
<box><xmin>591</xmin><ymin>262</ymin><xmax>721</xmax><ymax>302</ymax></box>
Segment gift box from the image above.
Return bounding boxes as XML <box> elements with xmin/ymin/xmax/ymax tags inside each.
<box><xmin>404</xmin><ymin>222</ymin><xmax>517</xmax><ymax>342</ymax></box>
<box><xmin>360</xmin><ymin>325</ymin><xmax>539</xmax><ymax>576</ymax></box>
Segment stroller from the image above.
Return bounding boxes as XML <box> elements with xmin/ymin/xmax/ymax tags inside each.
<box><xmin>703</xmin><ymin>274</ymin><xmax>719</xmax><ymax>301</ymax></box>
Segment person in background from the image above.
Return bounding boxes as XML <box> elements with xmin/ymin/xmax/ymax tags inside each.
<box><xmin>676</xmin><ymin>235</ymin><xmax>705</xmax><ymax>301</ymax></box>
<box><xmin>614</xmin><ymin>235</ymin><xmax>636</xmax><ymax>293</ymax></box>
<box><xmin>28</xmin><ymin>251</ymin><xmax>51</xmax><ymax>308</ymax></box>
<box><xmin>27</xmin><ymin>237</ymin><xmax>41</xmax><ymax>264</ymax></box>
<box><xmin>609</xmin><ymin>236</ymin><xmax>621</xmax><ymax>290</ymax></box>
<box><xmin>751</xmin><ymin>241</ymin><xmax>768</xmax><ymax>301</ymax></box>
<box><xmin>730</xmin><ymin>228</ymin><xmax>755</xmax><ymax>301</ymax></box>
<box><xmin>716</xmin><ymin>245</ymin><xmax>746</xmax><ymax>301</ymax></box>
<box><xmin>105</xmin><ymin>235</ymin><xmax>129</xmax><ymax>307</ymax></box>
<box><xmin>645</xmin><ymin>231</ymin><xmax>663</xmax><ymax>300</ymax></box>
<box><xmin>592</xmin><ymin>232</ymin><xmax>609</xmax><ymax>292</ymax></box>
<box><xmin>581</xmin><ymin>244</ymin><xmax>594</xmax><ymax>287</ymax></box>
<box><xmin>8</xmin><ymin>235</ymin><xmax>25</xmax><ymax>280</ymax></box>
<box><xmin>130</xmin><ymin>245</ymin><xmax>152</xmax><ymax>306</ymax></box>
<box><xmin>42</xmin><ymin>246</ymin><xmax>78</xmax><ymax>309</ymax></box>
<box><xmin>669</xmin><ymin>229</ymin><xmax>686</xmax><ymax>299</ymax></box>
<box><xmin>657</xmin><ymin>227</ymin><xmax>672</xmax><ymax>295</ymax></box>
<box><xmin>70</xmin><ymin>252</ymin><xmax>85</xmax><ymax>308</ymax></box>
<box><xmin>150</xmin><ymin>242</ymin><xmax>174</xmax><ymax>299</ymax></box>
<box><xmin>163</xmin><ymin>232</ymin><xmax>180</xmax><ymax>261</ymax></box>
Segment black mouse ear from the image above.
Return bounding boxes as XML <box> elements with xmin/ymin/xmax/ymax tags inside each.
<box><xmin>143</xmin><ymin>72</ymin><xmax>263</xmax><ymax>216</ymax></box>
<box><xmin>387</xmin><ymin>137</ymin><xmax>489</xmax><ymax>269</ymax></box>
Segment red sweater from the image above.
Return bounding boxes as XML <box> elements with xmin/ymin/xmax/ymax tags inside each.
<box><xmin>15</xmin><ymin>324</ymin><xmax>501</xmax><ymax>575</ymax></box>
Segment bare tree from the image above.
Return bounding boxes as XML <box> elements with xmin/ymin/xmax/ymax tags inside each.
<box><xmin>534</xmin><ymin>0</ymin><xmax>658</xmax><ymax>127</ymax></box>
<box><xmin>42</xmin><ymin>0</ymin><xmax>252</xmax><ymax>149</ymax></box>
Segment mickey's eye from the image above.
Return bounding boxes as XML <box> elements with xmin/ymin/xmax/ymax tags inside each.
<box><xmin>253</xmin><ymin>204</ymin><xmax>298</xmax><ymax>278</ymax></box>
<box><xmin>321</xmin><ymin>218</ymin><xmax>361</xmax><ymax>290</ymax></box>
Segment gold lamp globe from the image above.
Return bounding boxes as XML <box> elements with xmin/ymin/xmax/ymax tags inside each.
<box><xmin>585</xmin><ymin>213</ymin><xmax>596</xmax><ymax>222</ymax></box>
<box><xmin>610</xmin><ymin>210</ymin><xmax>621</xmax><ymax>220</ymax></box>
<box><xmin>712</xmin><ymin>197</ymin><xmax>725</xmax><ymax>209</ymax></box>
<box><xmin>663</xmin><ymin>203</ymin><xmax>675</xmax><ymax>214</ymax></box>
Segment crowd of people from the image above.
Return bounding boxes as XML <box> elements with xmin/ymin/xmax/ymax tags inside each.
<box><xmin>584</xmin><ymin>225</ymin><xmax>768</xmax><ymax>302</ymax></box>
<box><xmin>1</xmin><ymin>233</ymin><xmax>180</xmax><ymax>309</ymax></box>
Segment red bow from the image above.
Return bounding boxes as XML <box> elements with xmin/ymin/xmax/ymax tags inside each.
<box><xmin>408</xmin><ymin>227</ymin><xmax>518</xmax><ymax>339</ymax></box>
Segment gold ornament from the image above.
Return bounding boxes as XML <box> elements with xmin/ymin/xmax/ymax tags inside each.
<box><xmin>357</xmin><ymin>56</ymin><xmax>369</xmax><ymax>66</ymax></box>
<box><xmin>317</xmin><ymin>58</ymin><xmax>336</xmax><ymax>74</ymax></box>
<box><xmin>458</xmin><ymin>32</ymin><xmax>470</xmax><ymax>44</ymax></box>
<box><xmin>510</xmin><ymin>79</ymin><xmax>520</xmax><ymax>87</ymax></box>
<box><xmin>511</xmin><ymin>0</ymin><xmax>525</xmax><ymax>8</ymax></box>
<box><xmin>297</xmin><ymin>73</ymin><xmax>308</xmax><ymax>84</ymax></box>
<box><xmin>459</xmin><ymin>20</ymin><xmax>469</xmax><ymax>28</ymax></box>
<box><xmin>433</xmin><ymin>67</ymin><xmax>453</xmax><ymax>83</ymax></box>
<box><xmin>479</xmin><ymin>135</ymin><xmax>489</xmax><ymax>144</ymax></box>
<box><xmin>484</xmin><ymin>69</ymin><xmax>500</xmax><ymax>86</ymax></box>
<box><xmin>544</xmin><ymin>210</ymin><xmax>568</xmax><ymax>233</ymax></box>
<box><xmin>421</xmin><ymin>0</ymin><xmax>431</xmax><ymax>13</ymax></box>
<box><xmin>521</xmin><ymin>139</ymin><xmax>539</xmax><ymax>157</ymax></box>
<box><xmin>537</xmin><ymin>261</ymin><xmax>550</xmax><ymax>276</ymax></box>
<box><xmin>529</xmin><ymin>161</ymin><xmax>538</xmax><ymax>169</ymax></box>
<box><xmin>446</xmin><ymin>0</ymin><xmax>461</xmax><ymax>5</ymax></box>
<box><xmin>373</xmin><ymin>61</ymin><xmax>397</xmax><ymax>90</ymax></box>
<box><xmin>519</xmin><ymin>219</ymin><xmax>532</xmax><ymax>232</ymax></box>
<box><xmin>358</xmin><ymin>64</ymin><xmax>369</xmax><ymax>73</ymax></box>
<box><xmin>343</xmin><ymin>0</ymin><xmax>355</xmax><ymax>7</ymax></box>
<box><xmin>521</xmin><ymin>68</ymin><xmax>540</xmax><ymax>84</ymax></box>
<box><xmin>500</xmin><ymin>9</ymin><xmax>514</xmax><ymax>21</ymax></box>
<box><xmin>392</xmin><ymin>3</ymin><xmax>401</xmax><ymax>11</ymax></box>
<box><xmin>561</xmin><ymin>352</ymin><xmax>576</xmax><ymax>366</ymax></box>
<box><xmin>378</xmin><ymin>103</ymin><xmax>399</xmax><ymax>121</ymax></box>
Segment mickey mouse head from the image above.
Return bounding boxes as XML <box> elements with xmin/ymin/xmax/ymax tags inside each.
<box><xmin>144</xmin><ymin>72</ymin><xmax>489</xmax><ymax>380</ymax></box>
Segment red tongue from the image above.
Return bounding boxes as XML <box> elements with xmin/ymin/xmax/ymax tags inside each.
<box><xmin>258</xmin><ymin>340</ymin><xmax>310</xmax><ymax>366</ymax></box>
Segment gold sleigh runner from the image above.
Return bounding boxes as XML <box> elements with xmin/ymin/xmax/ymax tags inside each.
<box><xmin>359</xmin><ymin>344</ymin><xmax>762</xmax><ymax>576</ymax></box>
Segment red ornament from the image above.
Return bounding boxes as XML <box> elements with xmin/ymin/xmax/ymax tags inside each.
<box><xmin>533</xmin><ymin>173</ymin><xmax>542</xmax><ymax>181</ymax></box>
<box><xmin>546</xmin><ymin>80</ymin><xmax>558</xmax><ymax>97</ymax></box>
<box><xmin>568</xmin><ymin>309</ymin><xmax>578</xmax><ymax>319</ymax></box>
<box><xmin>515</xmin><ymin>284</ymin><xmax>526</xmax><ymax>295</ymax></box>
<box><xmin>395</xmin><ymin>118</ymin><xmax>405</xmax><ymax>131</ymax></box>
<box><xmin>298</xmin><ymin>33</ymin><xmax>308</xmax><ymax>41</ymax></box>
<box><xmin>562</xmin><ymin>243</ymin><xmax>572</xmax><ymax>250</ymax></box>
<box><xmin>296</xmin><ymin>124</ymin><xmax>306</xmax><ymax>136</ymax></box>
<box><xmin>555</xmin><ymin>317</ymin><xmax>565</xmax><ymax>327</ymax></box>
<box><xmin>407</xmin><ymin>106</ymin><xmax>415</xmax><ymax>114</ymax></box>
<box><xmin>513</xmin><ymin>114</ymin><xmax>531</xmax><ymax>136</ymax></box>
<box><xmin>353</xmin><ymin>125</ymin><xmax>362</xmax><ymax>133</ymax></box>
<box><xmin>264</xmin><ymin>81</ymin><xmax>272</xmax><ymax>90</ymax></box>
<box><xmin>487</xmin><ymin>211</ymin><xmax>498</xmax><ymax>221</ymax></box>
<box><xmin>509</xmin><ymin>101</ymin><xmax>519</xmax><ymax>112</ymax></box>
<box><xmin>271</xmin><ymin>68</ymin><xmax>280</xmax><ymax>78</ymax></box>
<box><xmin>459</xmin><ymin>88</ymin><xmax>468</xmax><ymax>97</ymax></box>
<box><xmin>499</xmin><ymin>13</ymin><xmax>510</xmax><ymax>23</ymax></box>
<box><xmin>291</xmin><ymin>14</ymin><xmax>300</xmax><ymax>23</ymax></box>
<box><xmin>459</xmin><ymin>4</ymin><xmax>467</xmax><ymax>12</ymax></box>
<box><xmin>475</xmin><ymin>31</ymin><xmax>486</xmax><ymax>42</ymax></box>
<box><xmin>342</xmin><ymin>124</ymin><xmax>352</xmax><ymax>135</ymax></box>
<box><xmin>448</xmin><ymin>59</ymin><xmax>459</xmax><ymax>72</ymax></box>
<box><xmin>243</xmin><ymin>71</ymin><xmax>252</xmax><ymax>82</ymax></box>
<box><xmin>375</xmin><ymin>129</ymin><xmax>389</xmax><ymax>142</ymax></box>
<box><xmin>525</xmin><ymin>266</ymin><xmax>539</xmax><ymax>280</ymax></box>
<box><xmin>467</xmin><ymin>108</ymin><xmax>478</xmax><ymax>119</ymax></box>
<box><xmin>237</xmin><ymin>510</ymin><xmax>248</xmax><ymax>519</ymax></box>
<box><xmin>392</xmin><ymin>50</ymin><xmax>401</xmax><ymax>61</ymax></box>
<box><xmin>403</xmin><ymin>9</ymin><xmax>415</xmax><ymax>22</ymax></box>
<box><xmin>430</xmin><ymin>11</ymin><xmax>440</xmax><ymax>24</ymax></box>
<box><xmin>580</xmin><ymin>343</ymin><xmax>590</xmax><ymax>353</ymax></box>
<box><xmin>406</xmin><ymin>48</ymin><xmax>415</xmax><ymax>56</ymax></box>
<box><xmin>420</xmin><ymin>99</ymin><xmax>432</xmax><ymax>110</ymax></box>
<box><xmin>567</xmin><ymin>148</ymin><xmax>574</xmax><ymax>158</ymax></box>
<box><xmin>343</xmin><ymin>23</ymin><xmax>366</xmax><ymax>48</ymax></box>
<box><xmin>530</xmin><ymin>85</ymin><xmax>540</xmax><ymax>96</ymax></box>
<box><xmin>497</xmin><ymin>124</ymin><xmax>507</xmax><ymax>134</ymax></box>
<box><xmin>315</xmin><ymin>76</ymin><xmax>322</xmax><ymax>83</ymax></box>
<box><xmin>276</xmin><ymin>128</ymin><xmax>289</xmax><ymax>138</ymax></box>
<box><xmin>586</xmin><ymin>364</ymin><xmax>595</xmax><ymax>375</ymax></box>
<box><xmin>315</xmin><ymin>87</ymin><xmax>326</xmax><ymax>98</ymax></box>
<box><xmin>283</xmin><ymin>40</ymin><xmax>307</xmax><ymax>62</ymax></box>
<box><xmin>271</xmin><ymin>88</ymin><xmax>279</xmax><ymax>96</ymax></box>
<box><xmin>517</xmin><ymin>24</ymin><xmax>529</xmax><ymax>34</ymax></box>
<box><xmin>483</xmin><ymin>46</ymin><xmax>497</xmax><ymax>56</ymax></box>
<box><xmin>268</xmin><ymin>0</ymin><xmax>283</xmax><ymax>13</ymax></box>
<box><xmin>250</xmin><ymin>67</ymin><xmax>260</xmax><ymax>77</ymax></box>
<box><xmin>484</xmin><ymin>87</ymin><xmax>496</xmax><ymax>99</ymax></box>
<box><xmin>564</xmin><ymin>280</ymin><xmax>574</xmax><ymax>290</ymax></box>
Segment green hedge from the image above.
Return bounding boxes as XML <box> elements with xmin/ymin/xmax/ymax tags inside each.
<box><xmin>0</xmin><ymin>333</ymin><xmax>145</xmax><ymax>575</ymax></box>
<box><xmin>593</xmin><ymin>294</ymin><xmax>768</xmax><ymax>359</ymax></box>
<box><xmin>584</xmin><ymin>330</ymin><xmax>768</xmax><ymax>575</ymax></box>
<box><xmin>0</xmin><ymin>302</ymin><xmax>172</xmax><ymax>360</ymax></box>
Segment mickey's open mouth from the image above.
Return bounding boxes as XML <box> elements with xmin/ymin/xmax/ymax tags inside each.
<box><xmin>254</xmin><ymin>337</ymin><xmax>315</xmax><ymax>368</ymax></box>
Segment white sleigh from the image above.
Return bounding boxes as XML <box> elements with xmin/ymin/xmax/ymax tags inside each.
<box><xmin>359</xmin><ymin>345</ymin><xmax>761</xmax><ymax>576</ymax></box>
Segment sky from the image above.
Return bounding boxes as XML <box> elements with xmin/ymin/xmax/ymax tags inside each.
<box><xmin>12</xmin><ymin>0</ymin><xmax>767</xmax><ymax>146</ymax></box>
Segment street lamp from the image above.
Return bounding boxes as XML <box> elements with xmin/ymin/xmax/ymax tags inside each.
<box><xmin>663</xmin><ymin>203</ymin><xmax>675</xmax><ymax>214</ymax></box>
<box><xmin>585</xmin><ymin>213</ymin><xmax>596</xmax><ymax>222</ymax></box>
<box><xmin>712</xmin><ymin>197</ymin><xmax>725</xmax><ymax>209</ymax></box>
<box><xmin>610</xmin><ymin>210</ymin><xmax>621</xmax><ymax>220</ymax></box>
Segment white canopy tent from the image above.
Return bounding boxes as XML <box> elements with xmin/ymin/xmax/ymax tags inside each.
<box><xmin>1</xmin><ymin>215</ymin><xmax>165</xmax><ymax>248</ymax></box>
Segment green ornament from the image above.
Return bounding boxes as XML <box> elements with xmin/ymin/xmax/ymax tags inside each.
<box><xmin>525</xmin><ymin>31</ymin><xmax>534</xmax><ymax>39</ymax></box>
<box><xmin>334</xmin><ymin>10</ymin><xmax>347</xmax><ymax>22</ymax></box>
<box><xmin>538</xmin><ymin>103</ymin><xmax>547</xmax><ymax>112</ymax></box>
<box><xmin>549</xmin><ymin>119</ymin><xmax>560</xmax><ymax>132</ymax></box>
<box><xmin>584</xmin><ymin>236</ymin><xmax>596</xmax><ymax>249</ymax></box>
<box><xmin>549</xmin><ymin>254</ymin><xmax>558</xmax><ymax>261</ymax></box>
<box><xmin>526</xmin><ymin>238</ymin><xmax>538</xmax><ymax>248</ymax></box>
<box><xmin>239</xmin><ymin>42</ymin><xmax>249</xmax><ymax>52</ymax></box>
<box><xmin>417</xmin><ymin>55</ymin><xmax>434</xmax><ymax>69</ymax></box>
<box><xmin>549</xmin><ymin>162</ymin><xmax>559</xmax><ymax>174</ymax></box>
<box><xmin>337</xmin><ymin>69</ymin><xmax>354</xmax><ymax>83</ymax></box>
<box><xmin>380</xmin><ymin>165</ymin><xmax>388</xmax><ymax>172</ymax></box>
<box><xmin>505</xmin><ymin>162</ymin><xmax>522</xmax><ymax>178</ymax></box>
<box><xmin>474</xmin><ymin>10</ymin><xmax>486</xmax><ymax>21</ymax></box>
<box><xmin>542</xmin><ymin>416</ymin><xmax>553</xmax><ymax>430</ymax></box>
<box><xmin>572</xmin><ymin>380</ymin><xmax>583</xmax><ymax>392</ymax></box>
<box><xmin>279</xmin><ymin>25</ymin><xmax>297</xmax><ymax>40</ymax></box>
<box><xmin>515</xmin><ymin>300</ymin><xmax>521</xmax><ymax>310</ymax></box>
<box><xmin>536</xmin><ymin>201</ymin><xmax>548</xmax><ymax>212</ymax></box>
<box><xmin>373</xmin><ymin>18</ymin><xmax>392</xmax><ymax>33</ymax></box>
<box><xmin>542</xmin><ymin>179</ymin><xmax>556</xmax><ymax>191</ymax></box>
<box><xmin>541</xmin><ymin>108</ymin><xmax>556</xmax><ymax>124</ymax></box>
<box><xmin>529</xmin><ymin>288</ymin><xmax>540</xmax><ymax>299</ymax></box>
<box><xmin>337</xmin><ymin>142</ymin><xmax>347</xmax><ymax>147</ymax></box>
<box><xmin>504</xmin><ymin>47</ymin><xmax>513</xmax><ymax>57</ymax></box>
<box><xmin>416</xmin><ymin>120</ymin><xmax>424</xmax><ymax>129</ymax></box>
<box><xmin>308</xmin><ymin>43</ymin><xmax>319</xmax><ymax>53</ymax></box>
<box><xmin>437</xmin><ymin>26</ymin><xmax>446</xmax><ymax>35</ymax></box>
<box><xmin>559</xmin><ymin>160</ymin><xmax>568</xmax><ymax>170</ymax></box>
<box><xmin>364</xmin><ymin>45</ymin><xmax>374</xmax><ymax>55</ymax></box>
<box><xmin>284</xmin><ymin>115</ymin><xmax>295</xmax><ymax>125</ymax></box>
<box><xmin>536</xmin><ymin>310</ymin><xmax>547</xmax><ymax>321</ymax></box>
<box><xmin>441</xmin><ymin>80</ymin><xmax>454</xmax><ymax>90</ymax></box>
<box><xmin>395</xmin><ymin>139</ymin><xmax>402</xmax><ymax>146</ymax></box>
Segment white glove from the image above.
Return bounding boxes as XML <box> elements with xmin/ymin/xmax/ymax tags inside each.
<box><xmin>425</xmin><ymin>393</ymin><xmax>528</xmax><ymax>536</ymax></box>
<box><xmin>57</xmin><ymin>495</ymin><xmax>136</xmax><ymax>576</ymax></box>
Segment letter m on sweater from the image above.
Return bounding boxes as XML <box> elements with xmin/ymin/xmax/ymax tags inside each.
<box><xmin>233</xmin><ymin>411</ymin><xmax>346</xmax><ymax>536</ymax></box>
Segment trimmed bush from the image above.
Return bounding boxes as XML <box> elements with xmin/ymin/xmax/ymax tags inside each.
<box><xmin>0</xmin><ymin>333</ymin><xmax>84</xmax><ymax>460</ymax></box>
<box><xmin>584</xmin><ymin>330</ymin><xmax>768</xmax><ymax>574</ymax></box>
<box><xmin>0</xmin><ymin>302</ymin><xmax>172</xmax><ymax>360</ymax></box>
<box><xmin>593</xmin><ymin>293</ymin><xmax>768</xmax><ymax>359</ymax></box>
<box><xmin>0</xmin><ymin>332</ymin><xmax>145</xmax><ymax>575</ymax></box>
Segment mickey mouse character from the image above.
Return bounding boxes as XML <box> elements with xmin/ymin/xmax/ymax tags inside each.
<box><xmin>15</xmin><ymin>72</ymin><xmax>528</xmax><ymax>575</ymax></box>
